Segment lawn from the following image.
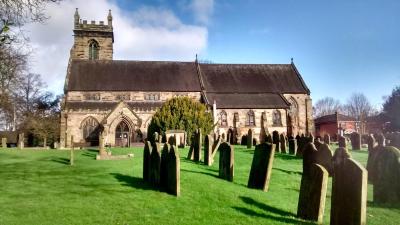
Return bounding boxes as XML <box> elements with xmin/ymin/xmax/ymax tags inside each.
<box><xmin>0</xmin><ymin>145</ymin><xmax>399</xmax><ymax>225</ymax></box>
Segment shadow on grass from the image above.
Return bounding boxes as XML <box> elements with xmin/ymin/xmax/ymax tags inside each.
<box><xmin>232</xmin><ymin>207</ymin><xmax>315</xmax><ymax>225</ymax></box>
<box><xmin>82</xmin><ymin>152</ymin><xmax>97</xmax><ymax>158</ymax></box>
<box><xmin>367</xmin><ymin>200</ymin><xmax>400</xmax><ymax>209</ymax></box>
<box><xmin>51</xmin><ymin>157</ymin><xmax>70</xmax><ymax>165</ymax></box>
<box><xmin>181</xmin><ymin>168</ymin><xmax>219</xmax><ymax>179</ymax></box>
<box><xmin>110</xmin><ymin>173</ymin><xmax>153</xmax><ymax>191</ymax></box>
<box><xmin>275</xmin><ymin>154</ymin><xmax>301</xmax><ymax>161</ymax></box>
<box><xmin>240</xmin><ymin>196</ymin><xmax>296</xmax><ymax>217</ymax></box>
<box><xmin>273</xmin><ymin>167</ymin><xmax>302</xmax><ymax>176</ymax></box>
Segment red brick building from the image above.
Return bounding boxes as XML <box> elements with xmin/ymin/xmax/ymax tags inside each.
<box><xmin>315</xmin><ymin>112</ymin><xmax>359</xmax><ymax>138</ymax></box>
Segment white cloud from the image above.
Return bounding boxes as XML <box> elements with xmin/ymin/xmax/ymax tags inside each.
<box><xmin>24</xmin><ymin>0</ymin><xmax>208</xmax><ymax>95</ymax></box>
<box><xmin>188</xmin><ymin>0</ymin><xmax>214</xmax><ymax>24</ymax></box>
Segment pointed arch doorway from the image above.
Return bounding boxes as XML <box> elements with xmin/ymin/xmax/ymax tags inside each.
<box><xmin>115</xmin><ymin>120</ymin><xmax>132</xmax><ymax>147</ymax></box>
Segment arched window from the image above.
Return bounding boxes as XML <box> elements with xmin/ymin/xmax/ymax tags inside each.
<box><xmin>272</xmin><ymin>110</ymin><xmax>282</xmax><ymax>126</ymax></box>
<box><xmin>288</xmin><ymin>97</ymin><xmax>298</xmax><ymax>121</ymax></box>
<box><xmin>246</xmin><ymin>110</ymin><xmax>255</xmax><ymax>126</ymax></box>
<box><xmin>220</xmin><ymin>110</ymin><xmax>228</xmax><ymax>126</ymax></box>
<box><xmin>89</xmin><ymin>40</ymin><xmax>99</xmax><ymax>60</ymax></box>
<box><xmin>81</xmin><ymin>116</ymin><xmax>101</xmax><ymax>145</ymax></box>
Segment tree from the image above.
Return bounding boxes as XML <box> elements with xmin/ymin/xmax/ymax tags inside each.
<box><xmin>313</xmin><ymin>97</ymin><xmax>342</xmax><ymax>118</ymax></box>
<box><xmin>344</xmin><ymin>93</ymin><xmax>374</xmax><ymax>120</ymax></box>
<box><xmin>383</xmin><ymin>86</ymin><xmax>400</xmax><ymax>131</ymax></box>
<box><xmin>147</xmin><ymin>97</ymin><xmax>214</xmax><ymax>144</ymax></box>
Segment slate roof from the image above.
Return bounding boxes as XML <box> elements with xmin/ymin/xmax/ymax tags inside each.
<box><xmin>314</xmin><ymin>113</ymin><xmax>357</xmax><ymax>125</ymax></box>
<box><xmin>205</xmin><ymin>93</ymin><xmax>290</xmax><ymax>109</ymax></box>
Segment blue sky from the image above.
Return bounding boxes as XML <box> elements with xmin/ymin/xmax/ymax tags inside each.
<box><xmin>28</xmin><ymin>0</ymin><xmax>400</xmax><ymax>109</ymax></box>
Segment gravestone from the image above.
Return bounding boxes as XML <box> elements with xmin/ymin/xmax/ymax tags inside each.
<box><xmin>247</xmin><ymin>142</ymin><xmax>276</xmax><ymax>191</ymax></box>
<box><xmin>296</xmin><ymin>135</ymin><xmax>311</xmax><ymax>157</ymax></box>
<box><xmin>366</xmin><ymin>135</ymin><xmax>377</xmax><ymax>182</ymax></box>
<box><xmin>324</xmin><ymin>134</ymin><xmax>331</xmax><ymax>145</ymax></box>
<box><xmin>373</xmin><ymin>146</ymin><xmax>400</xmax><ymax>204</ymax></box>
<box><xmin>367</xmin><ymin>135</ymin><xmax>376</xmax><ymax>152</ymax></box>
<box><xmin>167</xmin><ymin>145</ymin><xmax>180</xmax><ymax>196</ymax></box>
<box><xmin>375</xmin><ymin>133</ymin><xmax>386</xmax><ymax>147</ymax></box>
<box><xmin>167</xmin><ymin>135</ymin><xmax>175</xmax><ymax>145</ymax></box>
<box><xmin>351</xmin><ymin>132</ymin><xmax>361</xmax><ymax>150</ymax></box>
<box><xmin>160</xmin><ymin>143</ymin><xmax>170</xmax><ymax>191</ymax></box>
<box><xmin>204</xmin><ymin>135</ymin><xmax>213</xmax><ymax>166</ymax></box>
<box><xmin>314</xmin><ymin>138</ymin><xmax>323</xmax><ymax>150</ymax></box>
<box><xmin>99</xmin><ymin>135</ymin><xmax>106</xmax><ymax>156</ymax></box>
<box><xmin>338</xmin><ymin>135</ymin><xmax>346</xmax><ymax>148</ymax></box>
<box><xmin>227</xmin><ymin>129</ymin><xmax>234</xmax><ymax>144</ymax></box>
<box><xmin>17</xmin><ymin>133</ymin><xmax>24</xmax><ymax>149</ymax></box>
<box><xmin>194</xmin><ymin>129</ymin><xmax>202</xmax><ymax>162</ymax></box>
<box><xmin>330</xmin><ymin>147</ymin><xmax>367</xmax><ymax>225</ymax></box>
<box><xmin>288</xmin><ymin>136</ymin><xmax>297</xmax><ymax>155</ymax></box>
<box><xmin>302</xmin><ymin>143</ymin><xmax>318</xmax><ymax>176</ymax></box>
<box><xmin>297</xmin><ymin>163</ymin><xmax>328</xmax><ymax>224</ymax></box>
<box><xmin>272</xmin><ymin>131</ymin><xmax>280</xmax><ymax>152</ymax></box>
<box><xmin>211</xmin><ymin>136</ymin><xmax>222</xmax><ymax>163</ymax></box>
<box><xmin>53</xmin><ymin>142</ymin><xmax>59</xmax><ymax>149</ymax></box>
<box><xmin>219</xmin><ymin>142</ymin><xmax>234</xmax><ymax>182</ymax></box>
<box><xmin>149</xmin><ymin>143</ymin><xmax>161</xmax><ymax>187</ymax></box>
<box><xmin>280</xmin><ymin>134</ymin><xmax>287</xmax><ymax>153</ymax></box>
<box><xmin>316</xmin><ymin>143</ymin><xmax>333</xmax><ymax>176</ymax></box>
<box><xmin>2</xmin><ymin>138</ymin><xmax>6</xmax><ymax>148</ymax></box>
<box><xmin>143</xmin><ymin>141</ymin><xmax>151</xmax><ymax>182</ymax></box>
<box><xmin>187</xmin><ymin>132</ymin><xmax>195</xmax><ymax>160</ymax></box>
<box><xmin>247</xmin><ymin>129</ymin><xmax>253</xmax><ymax>149</ymax></box>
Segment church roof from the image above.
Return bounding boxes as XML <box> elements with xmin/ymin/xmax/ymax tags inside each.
<box><xmin>67</xmin><ymin>60</ymin><xmax>201</xmax><ymax>92</ymax></box>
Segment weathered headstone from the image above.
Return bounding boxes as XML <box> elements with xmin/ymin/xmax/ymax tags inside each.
<box><xmin>316</xmin><ymin>143</ymin><xmax>333</xmax><ymax>176</ymax></box>
<box><xmin>247</xmin><ymin>129</ymin><xmax>253</xmax><ymax>149</ymax></box>
<box><xmin>302</xmin><ymin>143</ymin><xmax>318</xmax><ymax>175</ymax></box>
<box><xmin>373</xmin><ymin>146</ymin><xmax>400</xmax><ymax>204</ymax></box>
<box><xmin>143</xmin><ymin>141</ymin><xmax>151</xmax><ymax>182</ymax></box>
<box><xmin>288</xmin><ymin>136</ymin><xmax>297</xmax><ymax>155</ymax></box>
<box><xmin>17</xmin><ymin>133</ymin><xmax>24</xmax><ymax>149</ymax></box>
<box><xmin>160</xmin><ymin>143</ymin><xmax>170</xmax><ymax>191</ymax></box>
<box><xmin>280</xmin><ymin>134</ymin><xmax>287</xmax><ymax>154</ymax></box>
<box><xmin>338</xmin><ymin>135</ymin><xmax>346</xmax><ymax>148</ymax></box>
<box><xmin>351</xmin><ymin>132</ymin><xmax>361</xmax><ymax>150</ymax></box>
<box><xmin>247</xmin><ymin>142</ymin><xmax>276</xmax><ymax>191</ymax></box>
<box><xmin>2</xmin><ymin>137</ymin><xmax>6</xmax><ymax>148</ymax></box>
<box><xmin>167</xmin><ymin>145</ymin><xmax>180</xmax><ymax>196</ymax></box>
<box><xmin>204</xmin><ymin>135</ymin><xmax>213</xmax><ymax>166</ymax></box>
<box><xmin>194</xmin><ymin>129</ymin><xmax>202</xmax><ymax>162</ymax></box>
<box><xmin>314</xmin><ymin>138</ymin><xmax>323</xmax><ymax>150</ymax></box>
<box><xmin>330</xmin><ymin>147</ymin><xmax>367</xmax><ymax>225</ymax></box>
<box><xmin>219</xmin><ymin>142</ymin><xmax>234</xmax><ymax>182</ymax></box>
<box><xmin>324</xmin><ymin>134</ymin><xmax>331</xmax><ymax>145</ymax></box>
<box><xmin>296</xmin><ymin>135</ymin><xmax>311</xmax><ymax>157</ymax></box>
<box><xmin>187</xmin><ymin>132</ymin><xmax>195</xmax><ymax>160</ymax></box>
<box><xmin>367</xmin><ymin>134</ymin><xmax>376</xmax><ymax>152</ymax></box>
<box><xmin>375</xmin><ymin>133</ymin><xmax>385</xmax><ymax>147</ymax></box>
<box><xmin>149</xmin><ymin>143</ymin><xmax>161</xmax><ymax>187</ymax></box>
<box><xmin>297</xmin><ymin>163</ymin><xmax>328</xmax><ymax>224</ymax></box>
<box><xmin>272</xmin><ymin>131</ymin><xmax>280</xmax><ymax>152</ymax></box>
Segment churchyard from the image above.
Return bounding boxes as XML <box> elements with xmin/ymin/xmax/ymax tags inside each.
<box><xmin>0</xmin><ymin>142</ymin><xmax>399</xmax><ymax>225</ymax></box>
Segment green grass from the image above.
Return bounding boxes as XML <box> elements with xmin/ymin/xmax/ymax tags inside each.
<box><xmin>0</xmin><ymin>145</ymin><xmax>399</xmax><ymax>225</ymax></box>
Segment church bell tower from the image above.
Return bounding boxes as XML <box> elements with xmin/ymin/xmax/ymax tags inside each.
<box><xmin>70</xmin><ymin>8</ymin><xmax>114</xmax><ymax>60</ymax></box>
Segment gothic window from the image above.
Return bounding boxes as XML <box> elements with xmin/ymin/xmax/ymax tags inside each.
<box><xmin>288</xmin><ymin>97</ymin><xmax>298</xmax><ymax>119</ymax></box>
<box><xmin>220</xmin><ymin>110</ymin><xmax>228</xmax><ymax>127</ymax></box>
<box><xmin>85</xmin><ymin>93</ymin><xmax>100</xmax><ymax>101</ymax></box>
<box><xmin>89</xmin><ymin>40</ymin><xmax>99</xmax><ymax>60</ymax></box>
<box><xmin>273</xmin><ymin>110</ymin><xmax>282</xmax><ymax>126</ymax></box>
<box><xmin>144</xmin><ymin>93</ymin><xmax>160</xmax><ymax>101</ymax></box>
<box><xmin>246</xmin><ymin>110</ymin><xmax>255</xmax><ymax>126</ymax></box>
<box><xmin>81</xmin><ymin>117</ymin><xmax>101</xmax><ymax>145</ymax></box>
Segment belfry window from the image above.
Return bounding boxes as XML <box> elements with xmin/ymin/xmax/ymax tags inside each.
<box><xmin>89</xmin><ymin>40</ymin><xmax>99</xmax><ymax>60</ymax></box>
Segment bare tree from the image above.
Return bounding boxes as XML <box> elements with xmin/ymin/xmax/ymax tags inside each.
<box><xmin>313</xmin><ymin>97</ymin><xmax>342</xmax><ymax>118</ymax></box>
<box><xmin>344</xmin><ymin>93</ymin><xmax>374</xmax><ymax>120</ymax></box>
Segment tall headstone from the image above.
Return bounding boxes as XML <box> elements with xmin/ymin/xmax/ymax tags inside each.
<box><xmin>338</xmin><ymin>135</ymin><xmax>346</xmax><ymax>148</ymax></box>
<box><xmin>187</xmin><ymin>132</ymin><xmax>195</xmax><ymax>160</ymax></box>
<box><xmin>204</xmin><ymin>135</ymin><xmax>213</xmax><ymax>166</ymax></box>
<box><xmin>280</xmin><ymin>134</ymin><xmax>287</xmax><ymax>154</ymax></box>
<box><xmin>149</xmin><ymin>143</ymin><xmax>161</xmax><ymax>187</ymax></box>
<box><xmin>247</xmin><ymin>129</ymin><xmax>253</xmax><ymax>149</ymax></box>
<box><xmin>272</xmin><ymin>131</ymin><xmax>280</xmax><ymax>152</ymax></box>
<box><xmin>288</xmin><ymin>136</ymin><xmax>297</xmax><ymax>155</ymax></box>
<box><xmin>316</xmin><ymin>143</ymin><xmax>333</xmax><ymax>176</ymax></box>
<box><xmin>219</xmin><ymin>142</ymin><xmax>234</xmax><ymax>182</ymax></box>
<box><xmin>194</xmin><ymin>129</ymin><xmax>202</xmax><ymax>162</ymax></box>
<box><xmin>160</xmin><ymin>143</ymin><xmax>170</xmax><ymax>191</ymax></box>
<box><xmin>367</xmin><ymin>134</ymin><xmax>376</xmax><ymax>152</ymax></box>
<box><xmin>324</xmin><ymin>134</ymin><xmax>331</xmax><ymax>145</ymax></box>
<box><xmin>143</xmin><ymin>141</ymin><xmax>151</xmax><ymax>181</ymax></box>
<box><xmin>330</xmin><ymin>147</ymin><xmax>367</xmax><ymax>225</ymax></box>
<box><xmin>247</xmin><ymin>142</ymin><xmax>276</xmax><ymax>191</ymax></box>
<box><xmin>296</xmin><ymin>135</ymin><xmax>310</xmax><ymax>157</ymax></box>
<box><xmin>373</xmin><ymin>146</ymin><xmax>400</xmax><ymax>204</ymax></box>
<box><xmin>351</xmin><ymin>132</ymin><xmax>361</xmax><ymax>150</ymax></box>
<box><xmin>1</xmin><ymin>137</ymin><xmax>6</xmax><ymax>148</ymax></box>
<box><xmin>366</xmin><ymin>134</ymin><xmax>377</xmax><ymax>182</ymax></box>
<box><xmin>17</xmin><ymin>133</ymin><xmax>24</xmax><ymax>149</ymax></box>
<box><xmin>99</xmin><ymin>134</ymin><xmax>106</xmax><ymax>156</ymax></box>
<box><xmin>297</xmin><ymin>163</ymin><xmax>328</xmax><ymax>224</ymax></box>
<box><xmin>167</xmin><ymin>145</ymin><xmax>180</xmax><ymax>196</ymax></box>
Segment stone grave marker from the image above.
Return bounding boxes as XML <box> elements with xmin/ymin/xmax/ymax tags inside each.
<box><xmin>219</xmin><ymin>142</ymin><xmax>234</xmax><ymax>182</ymax></box>
<box><xmin>2</xmin><ymin>137</ymin><xmax>6</xmax><ymax>148</ymax></box>
<box><xmin>247</xmin><ymin>142</ymin><xmax>276</xmax><ymax>191</ymax></box>
<box><xmin>160</xmin><ymin>143</ymin><xmax>170</xmax><ymax>191</ymax></box>
<box><xmin>143</xmin><ymin>141</ymin><xmax>151</xmax><ymax>181</ymax></box>
<box><xmin>167</xmin><ymin>145</ymin><xmax>180</xmax><ymax>196</ymax></box>
<box><xmin>149</xmin><ymin>143</ymin><xmax>161</xmax><ymax>187</ymax></box>
<box><xmin>316</xmin><ymin>143</ymin><xmax>333</xmax><ymax>176</ymax></box>
<box><xmin>288</xmin><ymin>136</ymin><xmax>297</xmax><ymax>155</ymax></box>
<box><xmin>373</xmin><ymin>146</ymin><xmax>400</xmax><ymax>204</ymax></box>
<box><xmin>351</xmin><ymin>132</ymin><xmax>361</xmax><ymax>150</ymax></box>
<box><xmin>338</xmin><ymin>135</ymin><xmax>346</xmax><ymax>148</ymax></box>
<box><xmin>375</xmin><ymin>133</ymin><xmax>386</xmax><ymax>147</ymax></box>
<box><xmin>194</xmin><ymin>129</ymin><xmax>202</xmax><ymax>162</ymax></box>
<box><xmin>272</xmin><ymin>131</ymin><xmax>280</xmax><ymax>152</ymax></box>
<box><xmin>247</xmin><ymin>129</ymin><xmax>253</xmax><ymax>149</ymax></box>
<box><xmin>18</xmin><ymin>133</ymin><xmax>24</xmax><ymax>149</ymax></box>
<box><xmin>330</xmin><ymin>147</ymin><xmax>367</xmax><ymax>225</ymax></box>
<box><xmin>280</xmin><ymin>133</ymin><xmax>287</xmax><ymax>153</ymax></box>
<box><xmin>204</xmin><ymin>135</ymin><xmax>213</xmax><ymax>166</ymax></box>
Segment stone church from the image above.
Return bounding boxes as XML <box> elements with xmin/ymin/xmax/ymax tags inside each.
<box><xmin>60</xmin><ymin>9</ymin><xmax>314</xmax><ymax>148</ymax></box>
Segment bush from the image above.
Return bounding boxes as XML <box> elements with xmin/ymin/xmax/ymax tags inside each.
<box><xmin>147</xmin><ymin>97</ymin><xmax>214</xmax><ymax>145</ymax></box>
